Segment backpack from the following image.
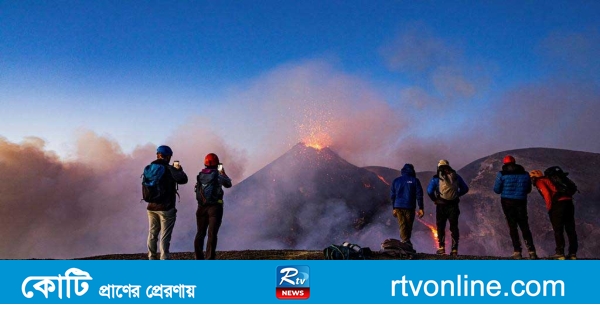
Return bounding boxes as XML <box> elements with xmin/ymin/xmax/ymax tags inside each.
<box><xmin>380</xmin><ymin>238</ymin><xmax>416</xmax><ymax>258</ymax></box>
<box><xmin>141</xmin><ymin>163</ymin><xmax>167</xmax><ymax>203</ymax></box>
<box><xmin>544</xmin><ymin>166</ymin><xmax>578</xmax><ymax>198</ymax></box>
<box><xmin>438</xmin><ymin>167</ymin><xmax>459</xmax><ymax>201</ymax></box>
<box><xmin>323</xmin><ymin>242</ymin><xmax>371</xmax><ymax>260</ymax></box>
<box><xmin>195</xmin><ymin>170</ymin><xmax>222</xmax><ymax>205</ymax></box>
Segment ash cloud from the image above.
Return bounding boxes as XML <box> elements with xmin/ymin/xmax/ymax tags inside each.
<box><xmin>0</xmin><ymin>127</ymin><xmax>244</xmax><ymax>259</ymax></box>
<box><xmin>0</xmin><ymin>135</ymin><xmax>144</xmax><ymax>259</ymax></box>
<box><xmin>380</xmin><ymin>23</ymin><xmax>493</xmax><ymax>104</ymax></box>
<box><xmin>216</xmin><ymin>60</ymin><xmax>407</xmax><ymax>175</ymax></box>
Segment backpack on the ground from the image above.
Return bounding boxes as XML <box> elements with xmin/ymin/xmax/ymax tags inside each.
<box><xmin>323</xmin><ymin>242</ymin><xmax>371</xmax><ymax>260</ymax></box>
<box><xmin>380</xmin><ymin>238</ymin><xmax>416</xmax><ymax>257</ymax></box>
<box><xmin>544</xmin><ymin>166</ymin><xmax>578</xmax><ymax>197</ymax></box>
<box><xmin>195</xmin><ymin>171</ymin><xmax>222</xmax><ymax>205</ymax></box>
<box><xmin>141</xmin><ymin>164</ymin><xmax>166</xmax><ymax>203</ymax></box>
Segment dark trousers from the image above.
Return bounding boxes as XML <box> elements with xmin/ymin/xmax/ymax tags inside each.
<box><xmin>394</xmin><ymin>208</ymin><xmax>415</xmax><ymax>245</ymax></box>
<box><xmin>194</xmin><ymin>204</ymin><xmax>224</xmax><ymax>260</ymax></box>
<box><xmin>501</xmin><ymin>198</ymin><xmax>536</xmax><ymax>253</ymax></box>
<box><xmin>549</xmin><ymin>200</ymin><xmax>578</xmax><ymax>255</ymax></box>
<box><xmin>436</xmin><ymin>203</ymin><xmax>460</xmax><ymax>250</ymax></box>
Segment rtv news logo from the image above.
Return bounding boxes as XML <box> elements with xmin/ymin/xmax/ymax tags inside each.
<box><xmin>276</xmin><ymin>266</ymin><xmax>310</xmax><ymax>300</ymax></box>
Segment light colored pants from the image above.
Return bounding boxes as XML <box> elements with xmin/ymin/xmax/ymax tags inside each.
<box><xmin>147</xmin><ymin>208</ymin><xmax>176</xmax><ymax>260</ymax></box>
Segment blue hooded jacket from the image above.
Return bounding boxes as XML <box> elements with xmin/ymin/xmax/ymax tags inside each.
<box><xmin>493</xmin><ymin>163</ymin><xmax>532</xmax><ymax>200</ymax></box>
<box><xmin>390</xmin><ymin>164</ymin><xmax>424</xmax><ymax>210</ymax></box>
<box><xmin>426</xmin><ymin>166</ymin><xmax>469</xmax><ymax>203</ymax></box>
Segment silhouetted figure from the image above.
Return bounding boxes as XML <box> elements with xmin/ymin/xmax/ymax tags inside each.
<box><xmin>530</xmin><ymin>168</ymin><xmax>578</xmax><ymax>260</ymax></box>
<box><xmin>142</xmin><ymin>145</ymin><xmax>188</xmax><ymax>260</ymax></box>
<box><xmin>194</xmin><ymin>153</ymin><xmax>232</xmax><ymax>260</ymax></box>
<box><xmin>493</xmin><ymin>155</ymin><xmax>537</xmax><ymax>259</ymax></box>
<box><xmin>427</xmin><ymin>160</ymin><xmax>469</xmax><ymax>256</ymax></box>
<box><xmin>390</xmin><ymin>163</ymin><xmax>424</xmax><ymax>252</ymax></box>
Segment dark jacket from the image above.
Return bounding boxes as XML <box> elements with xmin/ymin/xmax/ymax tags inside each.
<box><xmin>427</xmin><ymin>166</ymin><xmax>469</xmax><ymax>204</ymax></box>
<box><xmin>196</xmin><ymin>168</ymin><xmax>232</xmax><ymax>205</ymax></box>
<box><xmin>390</xmin><ymin>164</ymin><xmax>424</xmax><ymax>210</ymax></box>
<box><xmin>147</xmin><ymin>159</ymin><xmax>188</xmax><ymax>212</ymax></box>
<box><xmin>493</xmin><ymin>163</ymin><xmax>532</xmax><ymax>200</ymax></box>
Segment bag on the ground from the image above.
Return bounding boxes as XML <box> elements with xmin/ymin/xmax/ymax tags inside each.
<box><xmin>141</xmin><ymin>164</ymin><xmax>166</xmax><ymax>203</ymax></box>
<box><xmin>195</xmin><ymin>171</ymin><xmax>222</xmax><ymax>205</ymax></box>
<box><xmin>544</xmin><ymin>166</ymin><xmax>578</xmax><ymax>197</ymax></box>
<box><xmin>323</xmin><ymin>242</ymin><xmax>371</xmax><ymax>260</ymax></box>
<box><xmin>380</xmin><ymin>238</ymin><xmax>416</xmax><ymax>257</ymax></box>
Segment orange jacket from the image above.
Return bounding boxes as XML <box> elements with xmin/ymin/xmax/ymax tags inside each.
<box><xmin>532</xmin><ymin>177</ymin><xmax>572</xmax><ymax>210</ymax></box>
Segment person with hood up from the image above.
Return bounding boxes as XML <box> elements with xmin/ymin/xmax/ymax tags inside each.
<box><xmin>493</xmin><ymin>155</ymin><xmax>537</xmax><ymax>260</ymax></box>
<box><xmin>390</xmin><ymin>164</ymin><xmax>424</xmax><ymax>252</ymax></box>
<box><xmin>427</xmin><ymin>160</ymin><xmax>469</xmax><ymax>256</ymax></box>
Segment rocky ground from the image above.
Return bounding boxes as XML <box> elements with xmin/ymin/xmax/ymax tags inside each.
<box><xmin>71</xmin><ymin>250</ymin><xmax>578</xmax><ymax>260</ymax></box>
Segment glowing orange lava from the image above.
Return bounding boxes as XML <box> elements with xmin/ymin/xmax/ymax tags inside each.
<box><xmin>303</xmin><ymin>142</ymin><xmax>324</xmax><ymax>150</ymax></box>
<box><xmin>377</xmin><ymin>175</ymin><xmax>390</xmax><ymax>186</ymax></box>
<box><xmin>297</xmin><ymin>106</ymin><xmax>332</xmax><ymax>151</ymax></box>
<box><xmin>417</xmin><ymin>218</ymin><xmax>438</xmax><ymax>248</ymax></box>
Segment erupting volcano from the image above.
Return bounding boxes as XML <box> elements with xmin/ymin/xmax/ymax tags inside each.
<box><xmin>221</xmin><ymin>143</ymin><xmax>390</xmax><ymax>250</ymax></box>
<box><xmin>219</xmin><ymin>144</ymin><xmax>444</xmax><ymax>252</ymax></box>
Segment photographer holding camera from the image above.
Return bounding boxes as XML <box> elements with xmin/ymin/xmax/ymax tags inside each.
<box><xmin>193</xmin><ymin>153</ymin><xmax>232</xmax><ymax>260</ymax></box>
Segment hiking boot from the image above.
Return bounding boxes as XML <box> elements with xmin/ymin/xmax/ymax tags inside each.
<box><xmin>528</xmin><ymin>251</ymin><xmax>538</xmax><ymax>260</ymax></box>
<box><xmin>436</xmin><ymin>247</ymin><xmax>445</xmax><ymax>255</ymax></box>
<box><xmin>450</xmin><ymin>249</ymin><xmax>458</xmax><ymax>257</ymax></box>
<box><xmin>549</xmin><ymin>253</ymin><xmax>566</xmax><ymax>260</ymax></box>
<box><xmin>512</xmin><ymin>251</ymin><xmax>522</xmax><ymax>260</ymax></box>
<box><xmin>567</xmin><ymin>254</ymin><xmax>577</xmax><ymax>260</ymax></box>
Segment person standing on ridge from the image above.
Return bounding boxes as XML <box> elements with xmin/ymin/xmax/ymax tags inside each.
<box><xmin>493</xmin><ymin>155</ymin><xmax>538</xmax><ymax>260</ymax></box>
<box><xmin>390</xmin><ymin>163</ymin><xmax>425</xmax><ymax>252</ymax></box>
<box><xmin>427</xmin><ymin>160</ymin><xmax>469</xmax><ymax>256</ymax></box>
<box><xmin>530</xmin><ymin>168</ymin><xmax>579</xmax><ymax>260</ymax></box>
<box><xmin>142</xmin><ymin>145</ymin><xmax>188</xmax><ymax>260</ymax></box>
<box><xmin>194</xmin><ymin>153</ymin><xmax>232</xmax><ymax>260</ymax></box>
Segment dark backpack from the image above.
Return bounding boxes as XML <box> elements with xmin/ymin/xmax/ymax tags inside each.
<box><xmin>544</xmin><ymin>166</ymin><xmax>578</xmax><ymax>197</ymax></box>
<box><xmin>380</xmin><ymin>238</ymin><xmax>416</xmax><ymax>258</ymax></box>
<box><xmin>141</xmin><ymin>164</ymin><xmax>167</xmax><ymax>203</ymax></box>
<box><xmin>323</xmin><ymin>242</ymin><xmax>370</xmax><ymax>260</ymax></box>
<box><xmin>195</xmin><ymin>170</ymin><xmax>222</xmax><ymax>205</ymax></box>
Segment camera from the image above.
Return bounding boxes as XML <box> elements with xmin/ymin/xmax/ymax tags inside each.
<box><xmin>217</xmin><ymin>163</ymin><xmax>223</xmax><ymax>172</ymax></box>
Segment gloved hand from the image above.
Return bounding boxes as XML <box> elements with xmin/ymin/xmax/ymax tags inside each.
<box><xmin>417</xmin><ymin>209</ymin><xmax>424</xmax><ymax>219</ymax></box>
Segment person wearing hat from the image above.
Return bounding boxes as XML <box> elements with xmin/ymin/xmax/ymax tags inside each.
<box><xmin>144</xmin><ymin>145</ymin><xmax>188</xmax><ymax>260</ymax></box>
<box><xmin>530</xmin><ymin>169</ymin><xmax>578</xmax><ymax>260</ymax></box>
<box><xmin>426</xmin><ymin>159</ymin><xmax>469</xmax><ymax>256</ymax></box>
<box><xmin>390</xmin><ymin>163</ymin><xmax>425</xmax><ymax>252</ymax></box>
<box><xmin>194</xmin><ymin>153</ymin><xmax>232</xmax><ymax>260</ymax></box>
<box><xmin>493</xmin><ymin>155</ymin><xmax>537</xmax><ymax>259</ymax></box>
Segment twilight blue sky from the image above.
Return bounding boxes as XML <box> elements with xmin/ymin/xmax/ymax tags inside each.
<box><xmin>1</xmin><ymin>1</ymin><xmax>599</xmax><ymax>176</ymax></box>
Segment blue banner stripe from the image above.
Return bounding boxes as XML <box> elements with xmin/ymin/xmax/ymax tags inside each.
<box><xmin>1</xmin><ymin>261</ymin><xmax>598</xmax><ymax>304</ymax></box>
